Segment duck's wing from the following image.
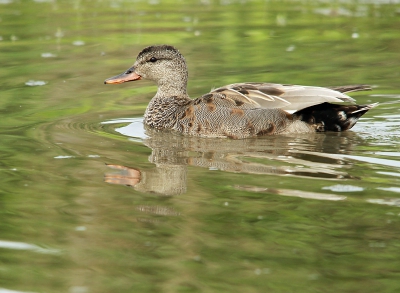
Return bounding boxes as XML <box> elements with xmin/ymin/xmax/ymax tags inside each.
<box><xmin>211</xmin><ymin>83</ymin><xmax>290</xmax><ymax>109</ymax></box>
<box><xmin>211</xmin><ymin>83</ymin><xmax>370</xmax><ymax>114</ymax></box>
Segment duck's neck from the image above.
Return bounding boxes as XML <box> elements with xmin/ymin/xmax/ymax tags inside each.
<box><xmin>144</xmin><ymin>77</ymin><xmax>191</xmax><ymax>129</ymax></box>
<box><xmin>155</xmin><ymin>72</ymin><xmax>189</xmax><ymax>99</ymax></box>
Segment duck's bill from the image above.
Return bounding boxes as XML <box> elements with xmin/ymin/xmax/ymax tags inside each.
<box><xmin>104</xmin><ymin>71</ymin><xmax>141</xmax><ymax>84</ymax></box>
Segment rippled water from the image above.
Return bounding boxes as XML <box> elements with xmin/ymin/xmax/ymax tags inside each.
<box><xmin>1</xmin><ymin>0</ymin><xmax>400</xmax><ymax>292</ymax></box>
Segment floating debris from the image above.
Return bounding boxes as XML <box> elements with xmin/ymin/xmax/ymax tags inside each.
<box><xmin>54</xmin><ymin>155</ymin><xmax>75</xmax><ymax>159</ymax></box>
<box><xmin>377</xmin><ymin>187</ymin><xmax>400</xmax><ymax>193</ymax></box>
<box><xmin>276</xmin><ymin>14</ymin><xmax>287</xmax><ymax>26</ymax></box>
<box><xmin>69</xmin><ymin>286</ymin><xmax>88</xmax><ymax>293</ymax></box>
<box><xmin>0</xmin><ymin>288</ymin><xmax>38</xmax><ymax>293</ymax></box>
<box><xmin>367</xmin><ymin>198</ymin><xmax>400</xmax><ymax>207</ymax></box>
<box><xmin>41</xmin><ymin>52</ymin><xmax>57</xmax><ymax>58</ymax></box>
<box><xmin>25</xmin><ymin>80</ymin><xmax>47</xmax><ymax>86</ymax></box>
<box><xmin>55</xmin><ymin>28</ymin><xmax>64</xmax><ymax>38</ymax></box>
<box><xmin>0</xmin><ymin>240</ymin><xmax>60</xmax><ymax>254</ymax></box>
<box><xmin>72</xmin><ymin>40</ymin><xmax>85</xmax><ymax>46</ymax></box>
<box><xmin>322</xmin><ymin>184</ymin><xmax>364</xmax><ymax>192</ymax></box>
<box><xmin>286</xmin><ymin>45</ymin><xmax>295</xmax><ymax>52</ymax></box>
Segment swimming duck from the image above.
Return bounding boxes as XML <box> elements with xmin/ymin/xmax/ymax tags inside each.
<box><xmin>105</xmin><ymin>45</ymin><xmax>377</xmax><ymax>139</ymax></box>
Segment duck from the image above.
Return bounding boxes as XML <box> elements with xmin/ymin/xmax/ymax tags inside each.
<box><xmin>104</xmin><ymin>45</ymin><xmax>377</xmax><ymax>139</ymax></box>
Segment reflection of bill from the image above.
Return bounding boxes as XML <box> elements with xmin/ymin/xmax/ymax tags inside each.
<box><xmin>105</xmin><ymin>164</ymin><xmax>181</xmax><ymax>221</ymax></box>
<box><xmin>105</xmin><ymin>164</ymin><xmax>141</xmax><ymax>187</ymax></box>
<box><xmin>105</xmin><ymin>163</ymin><xmax>187</xmax><ymax>196</ymax></box>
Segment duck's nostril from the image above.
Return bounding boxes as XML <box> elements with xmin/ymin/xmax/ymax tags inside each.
<box><xmin>125</xmin><ymin>69</ymin><xmax>133</xmax><ymax>74</ymax></box>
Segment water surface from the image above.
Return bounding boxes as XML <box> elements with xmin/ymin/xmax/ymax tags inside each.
<box><xmin>1</xmin><ymin>1</ymin><xmax>400</xmax><ymax>292</ymax></box>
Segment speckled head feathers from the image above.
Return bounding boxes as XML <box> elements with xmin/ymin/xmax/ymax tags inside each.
<box><xmin>138</xmin><ymin>45</ymin><xmax>180</xmax><ymax>58</ymax></box>
<box><xmin>136</xmin><ymin>45</ymin><xmax>184</xmax><ymax>63</ymax></box>
<box><xmin>132</xmin><ymin>45</ymin><xmax>189</xmax><ymax>96</ymax></box>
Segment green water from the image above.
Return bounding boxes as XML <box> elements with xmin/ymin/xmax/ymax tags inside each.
<box><xmin>1</xmin><ymin>0</ymin><xmax>400</xmax><ymax>292</ymax></box>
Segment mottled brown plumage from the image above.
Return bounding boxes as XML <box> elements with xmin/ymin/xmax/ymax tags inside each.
<box><xmin>105</xmin><ymin>45</ymin><xmax>377</xmax><ymax>139</ymax></box>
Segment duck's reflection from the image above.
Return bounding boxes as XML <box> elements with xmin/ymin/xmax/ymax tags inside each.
<box><xmin>106</xmin><ymin>163</ymin><xmax>187</xmax><ymax>195</ymax></box>
<box><xmin>105</xmin><ymin>122</ymin><xmax>362</xmax><ymax>197</ymax></box>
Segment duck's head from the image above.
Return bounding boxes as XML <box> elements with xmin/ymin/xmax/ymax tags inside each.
<box><xmin>104</xmin><ymin>45</ymin><xmax>188</xmax><ymax>91</ymax></box>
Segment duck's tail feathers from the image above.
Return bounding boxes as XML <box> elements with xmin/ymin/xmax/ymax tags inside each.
<box><xmin>328</xmin><ymin>84</ymin><xmax>372</xmax><ymax>94</ymax></box>
<box><xmin>350</xmin><ymin>102</ymin><xmax>379</xmax><ymax>114</ymax></box>
<box><xmin>296</xmin><ymin>102</ymin><xmax>378</xmax><ymax>132</ymax></box>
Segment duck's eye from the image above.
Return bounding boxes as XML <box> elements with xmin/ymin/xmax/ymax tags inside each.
<box><xmin>149</xmin><ymin>57</ymin><xmax>158</xmax><ymax>63</ymax></box>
